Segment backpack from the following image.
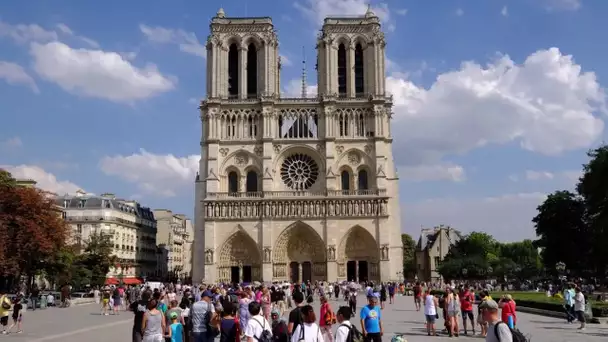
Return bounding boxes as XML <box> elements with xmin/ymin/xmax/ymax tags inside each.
<box><xmin>204</xmin><ymin>302</ymin><xmax>220</xmax><ymax>338</ymax></box>
<box><xmin>252</xmin><ymin>318</ymin><xmax>272</xmax><ymax>342</ymax></box>
<box><xmin>494</xmin><ymin>322</ymin><xmax>528</xmax><ymax>342</ymax></box>
<box><xmin>340</xmin><ymin>323</ymin><xmax>364</xmax><ymax>342</ymax></box>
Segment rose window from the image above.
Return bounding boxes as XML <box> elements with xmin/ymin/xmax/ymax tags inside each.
<box><xmin>280</xmin><ymin>153</ymin><xmax>319</xmax><ymax>190</ymax></box>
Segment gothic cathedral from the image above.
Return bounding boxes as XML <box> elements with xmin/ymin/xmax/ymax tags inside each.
<box><xmin>193</xmin><ymin>7</ymin><xmax>403</xmax><ymax>284</ymax></box>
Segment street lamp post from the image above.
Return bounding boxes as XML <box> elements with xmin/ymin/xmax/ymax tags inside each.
<box><xmin>487</xmin><ymin>266</ymin><xmax>493</xmax><ymax>278</ymax></box>
<box><xmin>462</xmin><ymin>268</ymin><xmax>468</xmax><ymax>280</ymax></box>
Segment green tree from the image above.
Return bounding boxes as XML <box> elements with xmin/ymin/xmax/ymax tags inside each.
<box><xmin>438</xmin><ymin>232</ymin><xmax>498</xmax><ymax>280</ymax></box>
<box><xmin>577</xmin><ymin>145</ymin><xmax>608</xmax><ymax>276</ymax></box>
<box><xmin>78</xmin><ymin>232</ymin><xmax>116</xmax><ymax>287</ymax></box>
<box><xmin>499</xmin><ymin>240</ymin><xmax>542</xmax><ymax>279</ymax></box>
<box><xmin>533</xmin><ymin>190</ymin><xmax>589</xmax><ymax>276</ymax></box>
<box><xmin>401</xmin><ymin>234</ymin><xmax>416</xmax><ymax>278</ymax></box>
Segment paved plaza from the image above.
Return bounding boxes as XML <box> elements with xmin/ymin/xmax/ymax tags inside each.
<box><xmin>7</xmin><ymin>295</ymin><xmax>608</xmax><ymax>341</ymax></box>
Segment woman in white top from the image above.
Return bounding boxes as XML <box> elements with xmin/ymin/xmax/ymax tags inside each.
<box><xmin>423</xmin><ymin>290</ymin><xmax>438</xmax><ymax>336</ymax></box>
<box><xmin>291</xmin><ymin>305</ymin><xmax>324</xmax><ymax>342</ymax></box>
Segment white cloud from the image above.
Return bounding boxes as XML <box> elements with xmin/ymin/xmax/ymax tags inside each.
<box><xmin>56</xmin><ymin>23</ymin><xmax>100</xmax><ymax>48</ymax></box>
<box><xmin>1</xmin><ymin>165</ymin><xmax>82</xmax><ymax>195</ymax></box>
<box><xmin>455</xmin><ymin>8</ymin><xmax>464</xmax><ymax>16</ymax></box>
<box><xmin>386</xmin><ymin>48</ymin><xmax>606</xmax><ymax>169</ymax></box>
<box><xmin>513</xmin><ymin>169</ymin><xmax>581</xmax><ymax>183</ymax></box>
<box><xmin>0</xmin><ymin>20</ymin><xmax>57</xmax><ymax>44</ymax></box>
<box><xmin>544</xmin><ymin>0</ymin><xmax>581</xmax><ymax>11</ymax></box>
<box><xmin>280</xmin><ymin>55</ymin><xmax>293</xmax><ymax>67</ymax></box>
<box><xmin>0</xmin><ymin>137</ymin><xmax>23</xmax><ymax>149</ymax></box>
<box><xmin>99</xmin><ymin>149</ymin><xmax>199</xmax><ymax>197</ymax></box>
<box><xmin>283</xmin><ymin>78</ymin><xmax>318</xmax><ymax>98</ymax></box>
<box><xmin>294</xmin><ymin>0</ymin><xmax>394</xmax><ymax>31</ymax></box>
<box><xmin>396</xmin><ymin>9</ymin><xmax>407</xmax><ymax>16</ymax></box>
<box><xmin>0</xmin><ymin>61</ymin><xmax>39</xmax><ymax>93</ymax></box>
<box><xmin>405</xmin><ymin>192</ymin><xmax>547</xmax><ymax>241</ymax></box>
<box><xmin>399</xmin><ymin>164</ymin><xmax>466</xmax><ymax>182</ymax></box>
<box><xmin>30</xmin><ymin>41</ymin><xmax>175</xmax><ymax>103</ymax></box>
<box><xmin>501</xmin><ymin>6</ymin><xmax>509</xmax><ymax>16</ymax></box>
<box><xmin>139</xmin><ymin>24</ymin><xmax>206</xmax><ymax>58</ymax></box>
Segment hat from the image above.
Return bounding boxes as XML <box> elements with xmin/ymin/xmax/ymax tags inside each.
<box><xmin>479</xmin><ymin>299</ymin><xmax>499</xmax><ymax>310</ymax></box>
<box><xmin>170</xmin><ymin>312</ymin><xmax>178</xmax><ymax>319</ymax></box>
<box><xmin>202</xmin><ymin>290</ymin><xmax>213</xmax><ymax>298</ymax></box>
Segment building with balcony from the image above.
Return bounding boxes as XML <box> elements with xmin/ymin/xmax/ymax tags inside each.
<box><xmin>153</xmin><ymin>210</ymin><xmax>193</xmax><ymax>281</ymax></box>
<box><xmin>56</xmin><ymin>190</ymin><xmax>158</xmax><ymax>283</ymax></box>
<box><xmin>193</xmin><ymin>8</ymin><xmax>402</xmax><ymax>284</ymax></box>
<box><xmin>415</xmin><ymin>225</ymin><xmax>461</xmax><ymax>282</ymax></box>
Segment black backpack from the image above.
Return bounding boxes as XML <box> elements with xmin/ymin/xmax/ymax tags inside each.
<box><xmin>494</xmin><ymin>322</ymin><xmax>528</xmax><ymax>342</ymax></box>
<box><xmin>340</xmin><ymin>323</ymin><xmax>364</xmax><ymax>342</ymax></box>
<box><xmin>253</xmin><ymin>318</ymin><xmax>272</xmax><ymax>342</ymax></box>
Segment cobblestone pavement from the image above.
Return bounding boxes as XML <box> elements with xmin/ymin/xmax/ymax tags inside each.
<box><xmin>9</xmin><ymin>294</ymin><xmax>608</xmax><ymax>341</ymax></box>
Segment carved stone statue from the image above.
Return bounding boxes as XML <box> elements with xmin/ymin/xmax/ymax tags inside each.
<box><xmin>205</xmin><ymin>249</ymin><xmax>214</xmax><ymax>264</ymax></box>
<box><xmin>263</xmin><ymin>248</ymin><xmax>271</xmax><ymax>263</ymax></box>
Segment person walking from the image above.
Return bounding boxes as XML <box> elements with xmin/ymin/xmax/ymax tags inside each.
<box><xmin>360</xmin><ymin>295</ymin><xmax>382</xmax><ymax>342</ymax></box>
<box><xmin>142</xmin><ymin>299</ymin><xmax>166</xmax><ymax>342</ymax></box>
<box><xmin>479</xmin><ymin>299</ymin><xmax>512</xmax><ymax>342</ymax></box>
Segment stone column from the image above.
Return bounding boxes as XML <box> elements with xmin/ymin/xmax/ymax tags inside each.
<box><xmin>239</xmin><ymin>263</ymin><xmax>243</xmax><ymax>283</ymax></box>
<box><xmin>355</xmin><ymin>261</ymin><xmax>359</xmax><ymax>282</ymax></box>
<box><xmin>239</xmin><ymin>47</ymin><xmax>247</xmax><ymax>99</ymax></box>
<box><xmin>298</xmin><ymin>263</ymin><xmax>303</xmax><ymax>283</ymax></box>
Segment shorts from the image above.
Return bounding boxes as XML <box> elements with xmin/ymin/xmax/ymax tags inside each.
<box><xmin>576</xmin><ymin>310</ymin><xmax>586</xmax><ymax>322</ymax></box>
<box><xmin>425</xmin><ymin>314</ymin><xmax>436</xmax><ymax>323</ymax></box>
<box><xmin>414</xmin><ymin>296</ymin><xmax>421</xmax><ymax>303</ymax></box>
<box><xmin>447</xmin><ymin>310</ymin><xmax>459</xmax><ymax>317</ymax></box>
<box><xmin>113</xmin><ymin>298</ymin><xmax>121</xmax><ymax>306</ymax></box>
<box><xmin>0</xmin><ymin>316</ymin><xmax>8</xmax><ymax>326</ymax></box>
<box><xmin>103</xmin><ymin>298</ymin><xmax>109</xmax><ymax>305</ymax></box>
<box><xmin>12</xmin><ymin>315</ymin><xmax>21</xmax><ymax>322</ymax></box>
<box><xmin>461</xmin><ymin>310</ymin><xmax>474</xmax><ymax>320</ymax></box>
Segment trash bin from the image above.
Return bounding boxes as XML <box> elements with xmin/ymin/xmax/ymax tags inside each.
<box><xmin>40</xmin><ymin>295</ymin><xmax>47</xmax><ymax>309</ymax></box>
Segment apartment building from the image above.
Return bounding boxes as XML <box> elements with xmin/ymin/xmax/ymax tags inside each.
<box><xmin>56</xmin><ymin>190</ymin><xmax>158</xmax><ymax>283</ymax></box>
<box><xmin>153</xmin><ymin>209</ymin><xmax>193</xmax><ymax>281</ymax></box>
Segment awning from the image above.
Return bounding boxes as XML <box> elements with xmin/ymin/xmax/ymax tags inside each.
<box><xmin>123</xmin><ymin>277</ymin><xmax>142</xmax><ymax>285</ymax></box>
<box><xmin>105</xmin><ymin>278</ymin><xmax>119</xmax><ymax>285</ymax></box>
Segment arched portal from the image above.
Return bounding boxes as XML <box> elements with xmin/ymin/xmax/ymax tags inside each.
<box><xmin>273</xmin><ymin>222</ymin><xmax>326</xmax><ymax>283</ymax></box>
<box><xmin>217</xmin><ymin>230</ymin><xmax>262</xmax><ymax>283</ymax></box>
<box><xmin>338</xmin><ymin>226</ymin><xmax>379</xmax><ymax>282</ymax></box>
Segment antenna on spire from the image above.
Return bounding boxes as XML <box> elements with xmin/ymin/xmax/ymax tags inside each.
<box><xmin>301</xmin><ymin>46</ymin><xmax>307</xmax><ymax>98</ymax></box>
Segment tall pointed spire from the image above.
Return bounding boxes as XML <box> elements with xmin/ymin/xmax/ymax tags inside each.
<box><xmin>301</xmin><ymin>46</ymin><xmax>307</xmax><ymax>98</ymax></box>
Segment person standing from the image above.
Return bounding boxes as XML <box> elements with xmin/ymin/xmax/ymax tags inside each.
<box><xmin>563</xmin><ymin>284</ymin><xmax>575</xmax><ymax>323</ymax></box>
<box><xmin>360</xmin><ymin>295</ymin><xmax>382</xmax><ymax>342</ymax></box>
<box><xmin>319</xmin><ymin>296</ymin><xmax>335</xmax><ymax>342</ymax></box>
<box><xmin>287</xmin><ymin>291</ymin><xmax>305</xmax><ymax>335</ymax></box>
<box><xmin>574</xmin><ymin>287</ymin><xmax>586</xmax><ymax>331</ymax></box>
<box><xmin>131</xmin><ymin>290</ymin><xmax>151</xmax><ymax>342</ymax></box>
<box><xmin>335</xmin><ymin>307</ymin><xmax>353</xmax><ymax>342</ymax></box>
<box><xmin>423</xmin><ymin>289</ymin><xmax>438</xmax><ymax>337</ymax></box>
<box><xmin>479</xmin><ymin>299</ymin><xmax>512</xmax><ymax>342</ymax></box>
<box><xmin>0</xmin><ymin>290</ymin><xmax>11</xmax><ymax>334</ymax></box>
<box><xmin>142</xmin><ymin>299</ymin><xmax>166</xmax><ymax>342</ymax></box>
<box><xmin>460</xmin><ymin>287</ymin><xmax>475</xmax><ymax>335</ymax></box>
<box><xmin>413</xmin><ymin>282</ymin><xmax>422</xmax><ymax>311</ymax></box>
<box><xmin>190</xmin><ymin>290</ymin><xmax>218</xmax><ymax>342</ymax></box>
<box><xmin>290</xmin><ymin>305</ymin><xmax>322</xmax><ymax>342</ymax></box>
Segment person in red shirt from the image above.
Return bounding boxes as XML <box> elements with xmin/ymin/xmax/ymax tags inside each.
<box><xmin>460</xmin><ymin>287</ymin><xmax>475</xmax><ymax>335</ymax></box>
<box><xmin>499</xmin><ymin>294</ymin><xmax>517</xmax><ymax>328</ymax></box>
<box><xmin>413</xmin><ymin>283</ymin><xmax>423</xmax><ymax>311</ymax></box>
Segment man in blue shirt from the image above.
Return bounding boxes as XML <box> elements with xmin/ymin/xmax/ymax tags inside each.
<box><xmin>360</xmin><ymin>295</ymin><xmax>383</xmax><ymax>342</ymax></box>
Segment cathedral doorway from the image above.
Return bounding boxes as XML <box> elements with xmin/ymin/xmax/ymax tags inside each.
<box><xmin>217</xmin><ymin>229</ymin><xmax>262</xmax><ymax>283</ymax></box>
<box><xmin>347</xmin><ymin>261</ymin><xmax>356</xmax><ymax>281</ymax></box>
<box><xmin>243</xmin><ymin>266</ymin><xmax>252</xmax><ymax>283</ymax></box>
<box><xmin>289</xmin><ymin>262</ymin><xmax>299</xmax><ymax>283</ymax></box>
<box><xmin>273</xmin><ymin>221</ymin><xmax>327</xmax><ymax>282</ymax></box>
<box><xmin>302</xmin><ymin>262</ymin><xmax>312</xmax><ymax>283</ymax></box>
<box><xmin>338</xmin><ymin>226</ymin><xmax>380</xmax><ymax>281</ymax></box>
<box><xmin>230</xmin><ymin>267</ymin><xmax>239</xmax><ymax>284</ymax></box>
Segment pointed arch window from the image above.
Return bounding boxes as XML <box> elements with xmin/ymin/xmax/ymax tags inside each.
<box><xmin>358</xmin><ymin>169</ymin><xmax>369</xmax><ymax>190</ymax></box>
<box><xmin>228</xmin><ymin>171</ymin><xmax>239</xmax><ymax>195</ymax></box>
<box><xmin>337</xmin><ymin>44</ymin><xmax>347</xmax><ymax>96</ymax></box>
<box><xmin>247</xmin><ymin>43</ymin><xmax>258</xmax><ymax>98</ymax></box>
<box><xmin>246</xmin><ymin>171</ymin><xmax>258</xmax><ymax>193</ymax></box>
<box><xmin>341</xmin><ymin>170</ymin><xmax>351</xmax><ymax>191</ymax></box>
<box><xmin>354</xmin><ymin>43</ymin><xmax>364</xmax><ymax>95</ymax></box>
<box><xmin>228</xmin><ymin>44</ymin><xmax>239</xmax><ymax>97</ymax></box>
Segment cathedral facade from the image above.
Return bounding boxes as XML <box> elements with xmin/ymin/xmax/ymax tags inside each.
<box><xmin>193</xmin><ymin>8</ymin><xmax>403</xmax><ymax>284</ymax></box>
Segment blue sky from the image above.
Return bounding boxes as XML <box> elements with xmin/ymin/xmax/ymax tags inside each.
<box><xmin>0</xmin><ymin>0</ymin><xmax>605</xmax><ymax>242</ymax></box>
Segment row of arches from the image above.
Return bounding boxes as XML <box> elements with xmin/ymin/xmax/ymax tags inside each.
<box><xmin>224</xmin><ymin>41</ymin><xmax>367</xmax><ymax>99</ymax></box>
<box><xmin>215</xmin><ymin>222</ymin><xmax>379</xmax><ymax>283</ymax></box>
<box><xmin>224</xmin><ymin>168</ymin><xmax>370</xmax><ymax>193</ymax></box>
